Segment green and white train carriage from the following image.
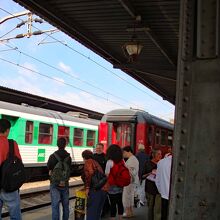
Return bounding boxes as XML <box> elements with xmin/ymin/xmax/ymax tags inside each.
<box><xmin>0</xmin><ymin>101</ymin><xmax>99</xmax><ymax>179</ymax></box>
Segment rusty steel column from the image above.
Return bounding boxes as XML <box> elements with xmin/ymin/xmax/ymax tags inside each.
<box><xmin>169</xmin><ymin>0</ymin><xmax>220</xmax><ymax>219</ymax></box>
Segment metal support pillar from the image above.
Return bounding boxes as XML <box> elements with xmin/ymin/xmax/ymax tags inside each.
<box><xmin>169</xmin><ymin>0</ymin><xmax>220</xmax><ymax>219</ymax></box>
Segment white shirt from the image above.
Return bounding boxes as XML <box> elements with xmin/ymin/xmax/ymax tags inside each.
<box><xmin>105</xmin><ymin>160</ymin><xmax>114</xmax><ymax>175</ymax></box>
<box><xmin>155</xmin><ymin>155</ymin><xmax>172</xmax><ymax>200</ymax></box>
<box><xmin>126</xmin><ymin>155</ymin><xmax>139</xmax><ymax>184</ymax></box>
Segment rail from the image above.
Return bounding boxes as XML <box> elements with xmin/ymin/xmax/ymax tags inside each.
<box><xmin>2</xmin><ymin>183</ymin><xmax>83</xmax><ymax>218</ymax></box>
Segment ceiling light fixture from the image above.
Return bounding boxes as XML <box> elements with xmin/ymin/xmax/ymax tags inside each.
<box><xmin>122</xmin><ymin>19</ymin><xmax>143</xmax><ymax>62</ymax></box>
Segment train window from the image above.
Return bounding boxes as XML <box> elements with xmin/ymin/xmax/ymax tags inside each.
<box><xmin>148</xmin><ymin>126</ymin><xmax>153</xmax><ymax>145</ymax></box>
<box><xmin>168</xmin><ymin>132</ymin><xmax>173</xmax><ymax>146</ymax></box>
<box><xmin>116</xmin><ymin>126</ymin><xmax>121</xmax><ymax>142</ymax></box>
<box><xmin>155</xmin><ymin>128</ymin><xmax>161</xmax><ymax>145</ymax></box>
<box><xmin>126</xmin><ymin>126</ymin><xmax>131</xmax><ymax>142</ymax></box>
<box><xmin>38</xmin><ymin>123</ymin><xmax>53</xmax><ymax>144</ymax></box>
<box><xmin>87</xmin><ymin>130</ymin><xmax>96</xmax><ymax>146</ymax></box>
<box><xmin>74</xmin><ymin>128</ymin><xmax>84</xmax><ymax>146</ymax></box>
<box><xmin>58</xmin><ymin>126</ymin><xmax>70</xmax><ymax>144</ymax></box>
<box><xmin>161</xmin><ymin>130</ymin><xmax>166</xmax><ymax>145</ymax></box>
<box><xmin>25</xmin><ymin>121</ymin><xmax>33</xmax><ymax>144</ymax></box>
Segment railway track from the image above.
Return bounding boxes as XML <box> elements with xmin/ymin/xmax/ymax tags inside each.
<box><xmin>2</xmin><ymin>183</ymin><xmax>83</xmax><ymax>218</ymax></box>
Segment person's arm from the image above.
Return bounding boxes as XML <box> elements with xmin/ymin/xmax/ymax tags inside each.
<box><xmin>142</xmin><ymin>161</ymin><xmax>153</xmax><ymax>179</ymax></box>
<box><xmin>105</xmin><ymin>160</ymin><xmax>113</xmax><ymax>176</ymax></box>
<box><xmin>155</xmin><ymin>162</ymin><xmax>162</xmax><ymax>194</ymax></box>
<box><xmin>67</xmin><ymin>154</ymin><xmax>72</xmax><ymax>168</ymax></box>
<box><xmin>47</xmin><ymin>154</ymin><xmax>56</xmax><ymax>172</ymax></box>
<box><xmin>84</xmin><ymin>160</ymin><xmax>94</xmax><ymax>188</ymax></box>
<box><xmin>84</xmin><ymin>160</ymin><xmax>95</xmax><ymax>197</ymax></box>
<box><xmin>155</xmin><ymin>161</ymin><xmax>164</xmax><ymax>194</ymax></box>
<box><xmin>14</xmin><ymin>141</ymin><xmax>22</xmax><ymax>160</ymax></box>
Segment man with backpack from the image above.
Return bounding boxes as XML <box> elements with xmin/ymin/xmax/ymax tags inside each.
<box><xmin>47</xmin><ymin>137</ymin><xmax>72</xmax><ymax>220</ymax></box>
<box><xmin>0</xmin><ymin>119</ymin><xmax>22</xmax><ymax>220</ymax></box>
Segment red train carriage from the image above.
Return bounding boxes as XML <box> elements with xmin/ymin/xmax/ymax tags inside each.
<box><xmin>99</xmin><ymin>109</ymin><xmax>174</xmax><ymax>156</ymax></box>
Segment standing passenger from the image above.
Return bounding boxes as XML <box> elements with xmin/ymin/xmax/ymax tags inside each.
<box><xmin>122</xmin><ymin>146</ymin><xmax>139</xmax><ymax>218</ymax></box>
<box><xmin>47</xmin><ymin>137</ymin><xmax>72</xmax><ymax>220</ymax></box>
<box><xmin>0</xmin><ymin>119</ymin><xmax>22</xmax><ymax>220</ymax></box>
<box><xmin>93</xmin><ymin>143</ymin><xmax>106</xmax><ymax>173</ymax></box>
<box><xmin>142</xmin><ymin>149</ymin><xmax>162</xmax><ymax>220</ymax></box>
<box><xmin>135</xmin><ymin>144</ymin><xmax>150</xmax><ymax>205</ymax></box>
<box><xmin>105</xmin><ymin>144</ymin><xmax>125</xmax><ymax>220</ymax></box>
<box><xmin>155</xmin><ymin>147</ymin><xmax>172</xmax><ymax>220</ymax></box>
<box><xmin>93</xmin><ymin>143</ymin><xmax>109</xmax><ymax>217</ymax></box>
<box><xmin>81</xmin><ymin>150</ymin><xmax>108</xmax><ymax>220</ymax></box>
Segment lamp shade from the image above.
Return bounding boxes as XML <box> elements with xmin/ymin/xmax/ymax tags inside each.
<box><xmin>125</xmin><ymin>42</ymin><xmax>143</xmax><ymax>56</ymax></box>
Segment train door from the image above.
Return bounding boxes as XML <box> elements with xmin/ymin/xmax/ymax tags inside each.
<box><xmin>108</xmin><ymin>122</ymin><xmax>136</xmax><ymax>149</ymax></box>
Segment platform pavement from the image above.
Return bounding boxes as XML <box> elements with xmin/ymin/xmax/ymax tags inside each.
<box><xmin>3</xmin><ymin>203</ymin><xmax>148</xmax><ymax>220</ymax></box>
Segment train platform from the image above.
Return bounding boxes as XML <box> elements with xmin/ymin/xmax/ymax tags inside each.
<box><xmin>3</xmin><ymin>177</ymin><xmax>148</xmax><ymax>219</ymax></box>
<box><xmin>5</xmin><ymin>203</ymin><xmax>148</xmax><ymax>220</ymax></box>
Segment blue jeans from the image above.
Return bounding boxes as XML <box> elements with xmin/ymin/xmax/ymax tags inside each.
<box><xmin>87</xmin><ymin>189</ymin><xmax>107</xmax><ymax>220</ymax></box>
<box><xmin>0</xmin><ymin>189</ymin><xmax>22</xmax><ymax>220</ymax></box>
<box><xmin>50</xmin><ymin>184</ymin><xmax>69</xmax><ymax>220</ymax></box>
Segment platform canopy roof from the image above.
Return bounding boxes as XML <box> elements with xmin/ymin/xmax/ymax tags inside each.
<box><xmin>14</xmin><ymin>0</ymin><xmax>180</xmax><ymax>104</ymax></box>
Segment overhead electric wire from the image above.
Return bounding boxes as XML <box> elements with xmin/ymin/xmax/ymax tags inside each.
<box><xmin>31</xmin><ymin>25</ymin><xmax>172</xmax><ymax>108</ymax></box>
<box><xmin>0</xmin><ymin>26</ymin><xmax>17</xmax><ymax>39</ymax></box>
<box><xmin>0</xmin><ymin>57</ymin><xmax>127</xmax><ymax>108</ymax></box>
<box><xmin>0</xmin><ymin>7</ymin><xmax>173</xmax><ymax>110</ymax></box>
<box><xmin>4</xmin><ymin>43</ymin><xmax>143</xmax><ymax>109</ymax></box>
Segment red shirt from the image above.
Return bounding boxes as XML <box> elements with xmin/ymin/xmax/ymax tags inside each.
<box><xmin>0</xmin><ymin>136</ymin><xmax>22</xmax><ymax>166</ymax></box>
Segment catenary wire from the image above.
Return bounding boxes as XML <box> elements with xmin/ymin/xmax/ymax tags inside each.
<box><xmin>0</xmin><ymin>57</ymin><xmax>127</xmax><ymax>108</ymax></box>
<box><xmin>3</xmin><ymin>42</ymin><xmax>143</xmax><ymax>109</ymax></box>
<box><xmin>0</xmin><ymin>7</ymin><xmax>173</xmax><ymax>111</ymax></box>
<box><xmin>0</xmin><ymin>26</ymin><xmax>17</xmax><ymax>39</ymax></box>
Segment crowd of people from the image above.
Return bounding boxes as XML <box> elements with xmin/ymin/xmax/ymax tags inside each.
<box><xmin>0</xmin><ymin>118</ymin><xmax>172</xmax><ymax>220</ymax></box>
<box><xmin>81</xmin><ymin>143</ymin><xmax>172</xmax><ymax>220</ymax></box>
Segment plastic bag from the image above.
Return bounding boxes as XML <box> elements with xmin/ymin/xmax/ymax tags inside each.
<box><xmin>75</xmin><ymin>189</ymin><xmax>86</xmax><ymax>220</ymax></box>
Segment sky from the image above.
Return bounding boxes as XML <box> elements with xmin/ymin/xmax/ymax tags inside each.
<box><xmin>0</xmin><ymin>0</ymin><xmax>175</xmax><ymax>121</ymax></box>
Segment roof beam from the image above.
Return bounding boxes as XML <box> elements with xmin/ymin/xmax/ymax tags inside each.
<box><xmin>14</xmin><ymin>0</ymin><xmax>122</xmax><ymax>65</ymax></box>
<box><xmin>117</xmin><ymin>0</ymin><xmax>176</xmax><ymax>67</ymax></box>
<box><xmin>113</xmin><ymin>63</ymin><xmax>176</xmax><ymax>82</ymax></box>
<box><xmin>117</xmin><ymin>0</ymin><xmax>137</xmax><ymax>19</ymax></box>
<box><xmin>131</xmin><ymin>71</ymin><xmax>175</xmax><ymax>103</ymax></box>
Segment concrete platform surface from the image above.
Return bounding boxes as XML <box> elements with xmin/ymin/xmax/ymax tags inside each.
<box><xmin>3</xmin><ymin>204</ymin><xmax>148</xmax><ymax>220</ymax></box>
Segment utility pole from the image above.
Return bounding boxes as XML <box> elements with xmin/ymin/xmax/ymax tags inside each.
<box><xmin>0</xmin><ymin>10</ymin><xmax>30</xmax><ymax>24</ymax></box>
<box><xmin>0</xmin><ymin>10</ymin><xmax>58</xmax><ymax>42</ymax></box>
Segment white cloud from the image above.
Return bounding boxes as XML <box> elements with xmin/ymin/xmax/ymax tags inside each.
<box><xmin>52</xmin><ymin>76</ymin><xmax>65</xmax><ymax>86</ymax></box>
<box><xmin>58</xmin><ymin>61</ymin><xmax>72</xmax><ymax>73</ymax></box>
<box><xmin>45</xmin><ymin>90</ymin><xmax>121</xmax><ymax>114</ymax></box>
<box><xmin>0</xmin><ymin>72</ymin><xmax>174</xmax><ymax>121</ymax></box>
<box><xmin>0</xmin><ymin>76</ymin><xmax>43</xmax><ymax>96</ymax></box>
<box><xmin>0</xmin><ymin>73</ymin><xmax>120</xmax><ymax>114</ymax></box>
<box><xmin>17</xmin><ymin>62</ymin><xmax>38</xmax><ymax>79</ymax></box>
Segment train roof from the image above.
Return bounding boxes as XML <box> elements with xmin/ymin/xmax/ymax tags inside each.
<box><xmin>101</xmin><ymin>109</ymin><xmax>174</xmax><ymax>130</ymax></box>
<box><xmin>0</xmin><ymin>101</ymin><xmax>99</xmax><ymax>126</ymax></box>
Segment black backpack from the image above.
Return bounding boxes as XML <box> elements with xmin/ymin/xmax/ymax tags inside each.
<box><xmin>0</xmin><ymin>139</ymin><xmax>26</xmax><ymax>192</ymax></box>
<box><xmin>91</xmin><ymin>169</ymin><xmax>107</xmax><ymax>190</ymax></box>
<box><xmin>90</xmin><ymin>161</ymin><xmax>107</xmax><ymax>190</ymax></box>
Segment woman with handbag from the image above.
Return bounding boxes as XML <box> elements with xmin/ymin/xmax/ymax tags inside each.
<box><xmin>81</xmin><ymin>150</ymin><xmax>108</xmax><ymax>220</ymax></box>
